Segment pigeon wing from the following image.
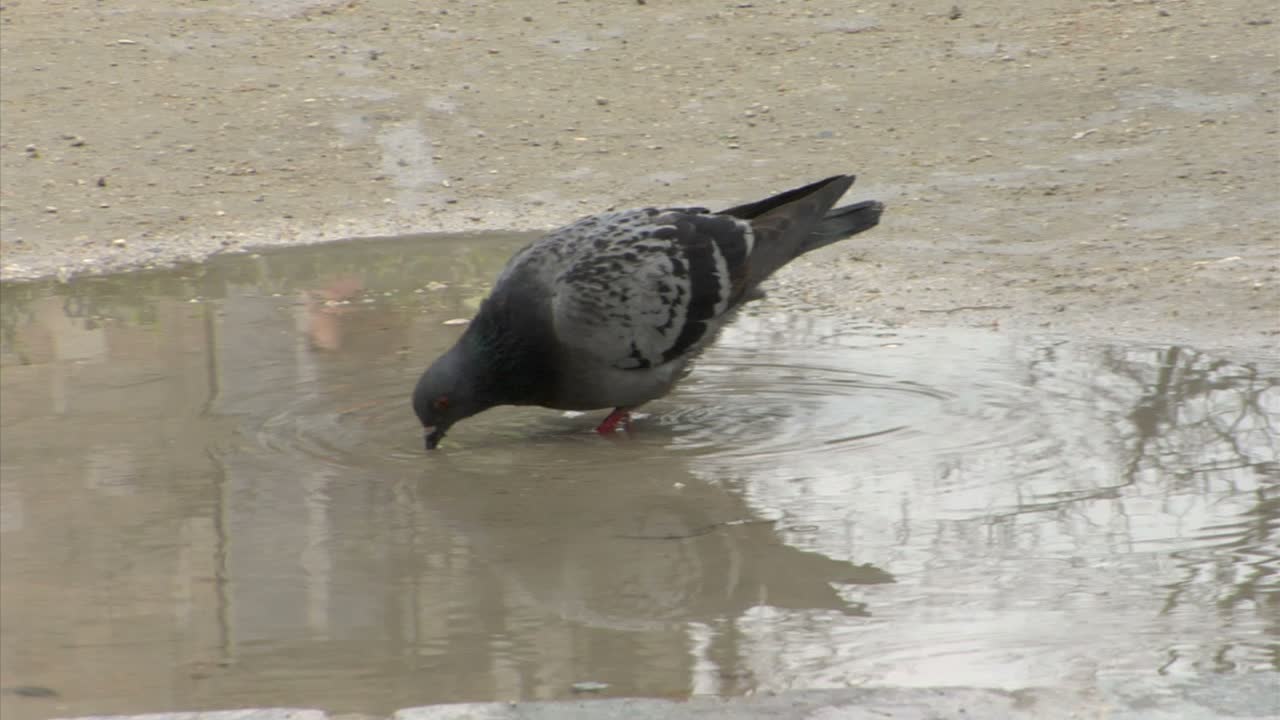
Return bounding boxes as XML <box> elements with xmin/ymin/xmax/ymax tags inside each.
<box><xmin>550</xmin><ymin>208</ymin><xmax>755</xmax><ymax>370</ymax></box>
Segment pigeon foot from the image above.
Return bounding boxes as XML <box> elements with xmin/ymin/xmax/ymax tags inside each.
<box><xmin>594</xmin><ymin>408</ymin><xmax>632</xmax><ymax>435</ymax></box>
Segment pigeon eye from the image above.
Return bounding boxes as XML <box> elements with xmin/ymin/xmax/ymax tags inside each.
<box><xmin>433</xmin><ymin>396</ymin><xmax>450</xmax><ymax>412</ymax></box>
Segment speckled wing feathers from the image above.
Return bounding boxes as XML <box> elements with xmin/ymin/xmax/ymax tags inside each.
<box><xmin>494</xmin><ymin>175</ymin><xmax>864</xmax><ymax>382</ymax></box>
<box><xmin>544</xmin><ymin>208</ymin><xmax>755</xmax><ymax>370</ymax></box>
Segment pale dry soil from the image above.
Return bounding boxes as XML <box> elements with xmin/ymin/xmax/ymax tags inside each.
<box><xmin>1</xmin><ymin>1</ymin><xmax>1277</xmax><ymax>336</ymax></box>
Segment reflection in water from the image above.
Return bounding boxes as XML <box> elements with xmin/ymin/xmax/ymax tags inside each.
<box><xmin>0</xmin><ymin>234</ymin><xmax>1277</xmax><ymax>718</ymax></box>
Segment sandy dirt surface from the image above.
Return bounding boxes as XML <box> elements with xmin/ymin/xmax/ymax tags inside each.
<box><xmin>1</xmin><ymin>0</ymin><xmax>1277</xmax><ymax>348</ymax></box>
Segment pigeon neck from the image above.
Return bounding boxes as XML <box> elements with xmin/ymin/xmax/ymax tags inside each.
<box><xmin>460</xmin><ymin>299</ymin><xmax>553</xmax><ymax>406</ymax></box>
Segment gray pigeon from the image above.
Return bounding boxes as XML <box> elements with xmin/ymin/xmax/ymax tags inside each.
<box><xmin>413</xmin><ymin>174</ymin><xmax>883</xmax><ymax>449</ymax></box>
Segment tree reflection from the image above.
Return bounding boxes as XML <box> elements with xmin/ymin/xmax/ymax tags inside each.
<box><xmin>991</xmin><ymin>344</ymin><xmax>1277</xmax><ymax>518</ymax></box>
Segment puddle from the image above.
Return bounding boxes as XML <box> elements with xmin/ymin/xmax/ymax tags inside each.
<box><xmin>1</xmin><ymin>234</ymin><xmax>1277</xmax><ymax>718</ymax></box>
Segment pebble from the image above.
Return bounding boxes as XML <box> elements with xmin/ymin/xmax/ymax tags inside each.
<box><xmin>442</xmin><ymin>318</ymin><xmax>469</xmax><ymax>326</ymax></box>
<box><xmin>570</xmin><ymin>681</ymin><xmax>610</xmax><ymax>693</ymax></box>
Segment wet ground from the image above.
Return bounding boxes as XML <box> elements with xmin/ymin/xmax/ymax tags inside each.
<box><xmin>1</xmin><ymin>235</ymin><xmax>1277</xmax><ymax>719</ymax></box>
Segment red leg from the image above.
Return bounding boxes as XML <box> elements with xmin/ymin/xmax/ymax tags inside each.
<box><xmin>594</xmin><ymin>407</ymin><xmax>631</xmax><ymax>435</ymax></box>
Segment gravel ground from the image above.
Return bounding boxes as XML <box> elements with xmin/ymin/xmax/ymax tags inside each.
<box><xmin>1</xmin><ymin>0</ymin><xmax>1277</xmax><ymax>346</ymax></box>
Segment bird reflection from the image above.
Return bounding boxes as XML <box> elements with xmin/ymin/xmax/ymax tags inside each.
<box><xmin>406</xmin><ymin>463</ymin><xmax>893</xmax><ymax>632</ymax></box>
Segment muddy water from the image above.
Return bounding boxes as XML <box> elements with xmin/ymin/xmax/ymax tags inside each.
<box><xmin>1</xmin><ymin>235</ymin><xmax>1277</xmax><ymax>719</ymax></box>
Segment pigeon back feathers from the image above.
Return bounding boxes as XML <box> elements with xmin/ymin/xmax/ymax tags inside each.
<box><xmin>534</xmin><ymin>175</ymin><xmax>867</xmax><ymax>372</ymax></box>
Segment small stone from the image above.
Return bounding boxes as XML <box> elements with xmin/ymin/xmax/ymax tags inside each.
<box><xmin>571</xmin><ymin>681</ymin><xmax>610</xmax><ymax>693</ymax></box>
<box><xmin>44</xmin><ymin>206</ymin><xmax>58</xmax><ymax>213</ymax></box>
<box><xmin>6</xmin><ymin>686</ymin><xmax>58</xmax><ymax>698</ymax></box>
<box><xmin>595</xmin><ymin>97</ymin><xmax>609</xmax><ymax>106</ymax></box>
<box><xmin>24</xmin><ymin>144</ymin><xmax>38</xmax><ymax>157</ymax></box>
<box><xmin>116</xmin><ymin>39</ymin><xmax>137</xmax><ymax>45</ymax></box>
<box><xmin>111</xmin><ymin>238</ymin><xmax>127</xmax><ymax>247</ymax></box>
<box><xmin>442</xmin><ymin>318</ymin><xmax>469</xmax><ymax>326</ymax></box>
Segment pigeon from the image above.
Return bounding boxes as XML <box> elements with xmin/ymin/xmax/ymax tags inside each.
<box><xmin>413</xmin><ymin>174</ymin><xmax>883</xmax><ymax>449</ymax></box>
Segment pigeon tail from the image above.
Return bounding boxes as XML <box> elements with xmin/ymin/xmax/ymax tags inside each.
<box><xmin>801</xmin><ymin>199</ymin><xmax>884</xmax><ymax>255</ymax></box>
<box><xmin>719</xmin><ymin>174</ymin><xmax>855</xmax><ymax>221</ymax></box>
<box><xmin>718</xmin><ymin>175</ymin><xmax>866</xmax><ymax>289</ymax></box>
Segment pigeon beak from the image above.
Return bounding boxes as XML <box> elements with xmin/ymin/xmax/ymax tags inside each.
<box><xmin>424</xmin><ymin>425</ymin><xmax>447</xmax><ymax>450</ymax></box>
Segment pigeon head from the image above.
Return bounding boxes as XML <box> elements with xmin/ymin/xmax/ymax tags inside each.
<box><xmin>412</xmin><ymin>344</ymin><xmax>492</xmax><ymax>450</ymax></box>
